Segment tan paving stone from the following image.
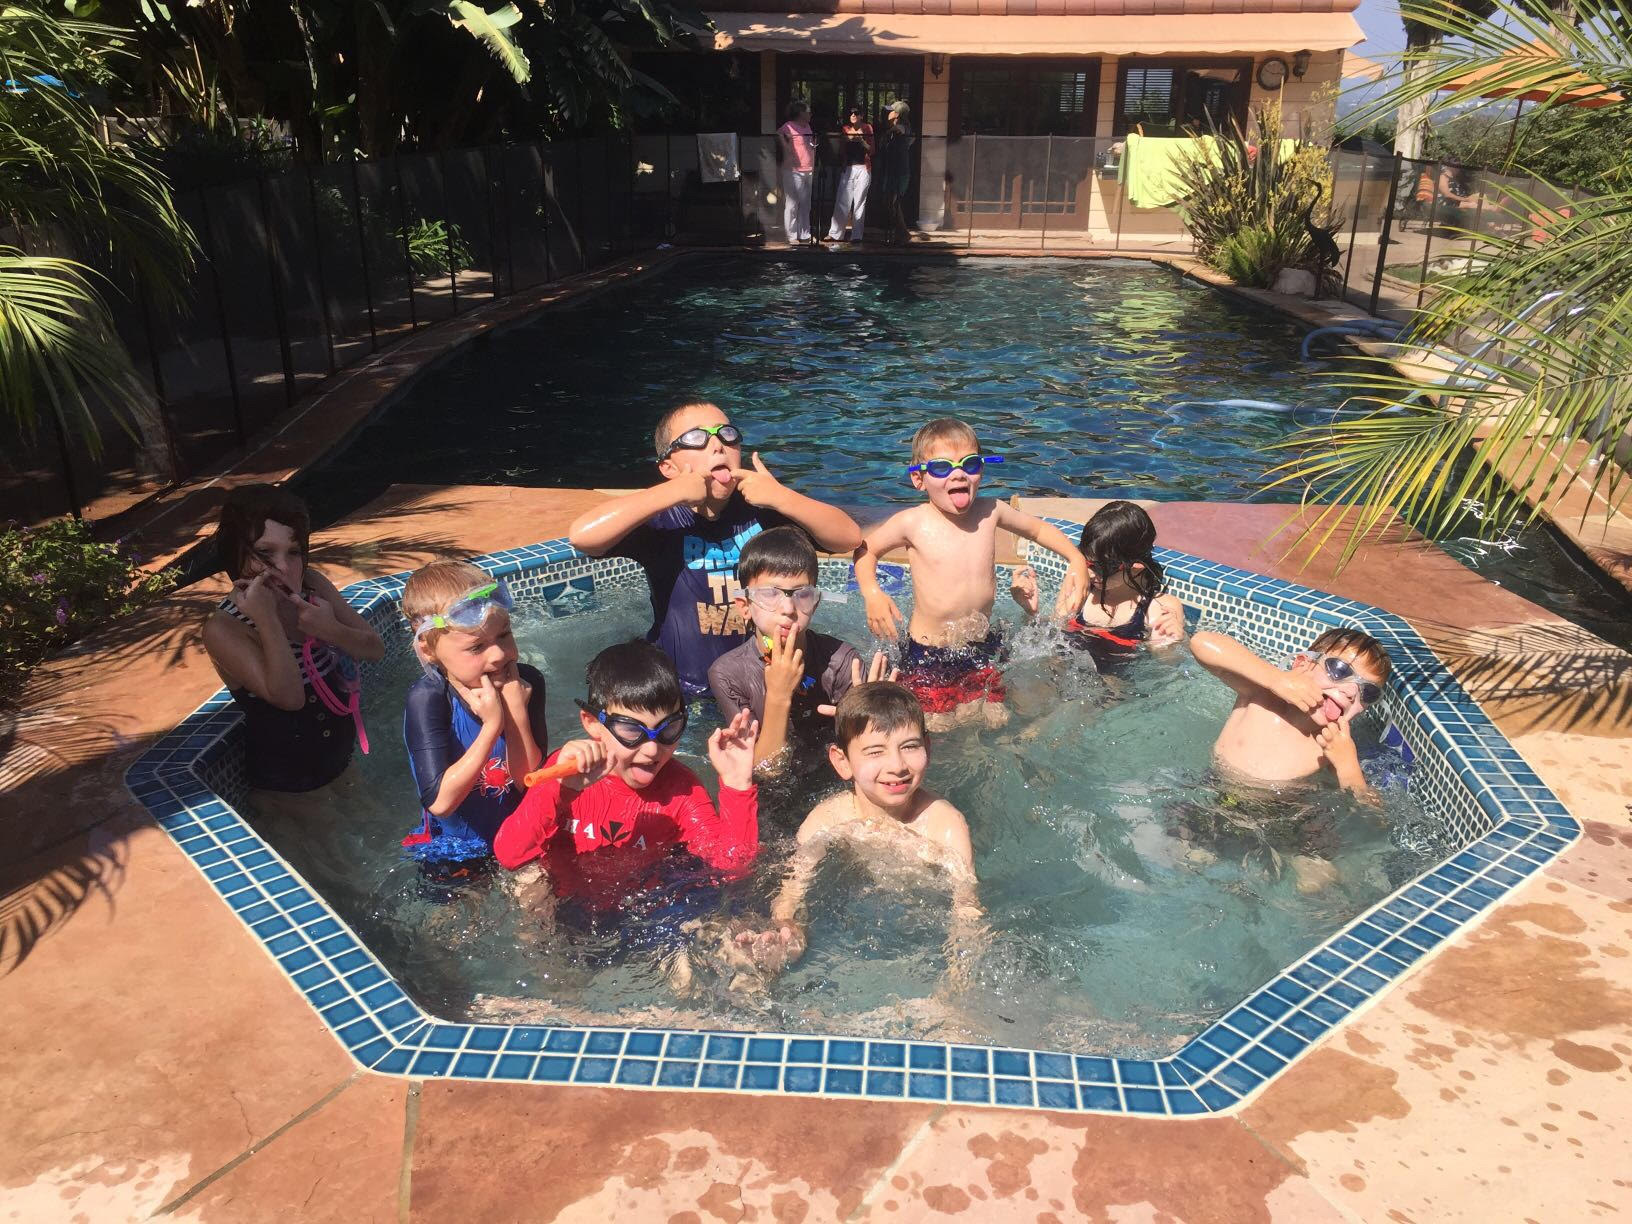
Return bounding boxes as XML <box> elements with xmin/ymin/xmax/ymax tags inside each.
<box><xmin>1242</xmin><ymin>874</ymin><xmax>1632</xmax><ymax>1222</ymax></box>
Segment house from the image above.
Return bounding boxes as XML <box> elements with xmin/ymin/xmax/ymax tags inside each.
<box><xmin>636</xmin><ymin>0</ymin><xmax>1363</xmax><ymax>242</ymax></box>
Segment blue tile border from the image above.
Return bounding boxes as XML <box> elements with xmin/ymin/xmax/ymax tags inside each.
<box><xmin>126</xmin><ymin>531</ymin><xmax>1579</xmax><ymax>1116</ymax></box>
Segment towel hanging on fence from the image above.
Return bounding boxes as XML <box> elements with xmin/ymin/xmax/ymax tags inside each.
<box><xmin>697</xmin><ymin>133</ymin><xmax>740</xmax><ymax>183</ymax></box>
<box><xmin>1123</xmin><ymin>134</ymin><xmax>1218</xmax><ymax>209</ymax></box>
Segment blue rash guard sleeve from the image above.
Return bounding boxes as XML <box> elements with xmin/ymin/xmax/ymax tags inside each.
<box><xmin>404</xmin><ymin>671</ymin><xmax>460</xmax><ymax>811</ymax></box>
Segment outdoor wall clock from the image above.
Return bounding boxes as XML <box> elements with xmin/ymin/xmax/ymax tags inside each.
<box><xmin>1257</xmin><ymin>57</ymin><xmax>1290</xmax><ymax>89</ymax></box>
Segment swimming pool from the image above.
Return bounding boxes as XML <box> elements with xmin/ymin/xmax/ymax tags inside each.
<box><xmin>127</xmin><ymin>527</ymin><xmax>1578</xmax><ymax>1115</ymax></box>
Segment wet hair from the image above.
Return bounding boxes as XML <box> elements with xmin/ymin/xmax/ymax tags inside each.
<box><xmin>910</xmin><ymin>417</ymin><xmax>979</xmax><ymax>464</ymax></box>
<box><xmin>402</xmin><ymin>559</ymin><xmax>492</xmax><ymax>650</ymax></box>
<box><xmin>1309</xmin><ymin>628</ymin><xmax>1392</xmax><ymax>683</ymax></box>
<box><xmin>833</xmin><ymin>681</ymin><xmax>926</xmax><ymax>750</ymax></box>
<box><xmin>1079</xmin><ymin>500</ymin><xmax>1165</xmax><ymax>602</ymax></box>
<box><xmin>214</xmin><ymin>484</ymin><xmax>312</xmax><ymax>582</ymax></box>
<box><xmin>586</xmin><ymin>639</ymin><xmax>683</xmax><ymax>715</ymax></box>
<box><xmin>653</xmin><ymin>400</ymin><xmax>724</xmax><ymax>458</ymax></box>
<box><xmin>785</xmin><ymin>99</ymin><xmax>810</xmax><ymax>122</ymax></box>
<box><xmin>736</xmin><ymin>525</ymin><xmax>818</xmax><ymax>589</ymax></box>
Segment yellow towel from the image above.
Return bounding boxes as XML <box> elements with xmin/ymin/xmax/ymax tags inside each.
<box><xmin>1124</xmin><ymin>134</ymin><xmax>1216</xmax><ymax>209</ymax></box>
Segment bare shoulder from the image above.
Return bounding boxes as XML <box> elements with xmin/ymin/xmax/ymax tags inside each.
<box><xmin>918</xmin><ymin>794</ymin><xmax>970</xmax><ymax>838</ymax></box>
<box><xmin>796</xmin><ymin>792</ymin><xmax>857</xmax><ymax>843</ymax></box>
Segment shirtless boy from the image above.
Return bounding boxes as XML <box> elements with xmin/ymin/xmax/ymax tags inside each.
<box><xmin>855</xmin><ymin>418</ymin><xmax>1087</xmax><ymax>727</ymax></box>
<box><xmin>1190</xmin><ymin>627</ymin><xmax>1390</xmax><ymax>798</ymax></box>
<box><xmin>735</xmin><ymin>682</ymin><xmax>982</xmax><ymax>984</ymax></box>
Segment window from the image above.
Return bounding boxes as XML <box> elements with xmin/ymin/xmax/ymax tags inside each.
<box><xmin>951</xmin><ymin>58</ymin><xmax>1101</xmax><ymax>137</ymax></box>
<box><xmin>1114</xmin><ymin>59</ymin><xmax>1251</xmax><ymax>137</ymax></box>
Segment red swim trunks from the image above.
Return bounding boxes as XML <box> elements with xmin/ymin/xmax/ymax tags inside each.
<box><xmin>900</xmin><ymin>631</ymin><xmax>1007</xmax><ymax>714</ymax></box>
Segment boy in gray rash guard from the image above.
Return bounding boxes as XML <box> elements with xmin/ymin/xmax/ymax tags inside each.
<box><xmin>708</xmin><ymin>526</ymin><xmax>892</xmax><ymax>774</ymax></box>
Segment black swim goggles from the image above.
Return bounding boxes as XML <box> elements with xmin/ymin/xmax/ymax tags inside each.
<box><xmin>575</xmin><ymin>699</ymin><xmax>689</xmax><ymax>747</ymax></box>
<box><xmin>906</xmin><ymin>453</ymin><xmax>1003</xmax><ymax>479</ymax></box>
<box><xmin>1310</xmin><ymin>653</ymin><xmax>1384</xmax><ymax>707</ymax></box>
<box><xmin>661</xmin><ymin>422</ymin><xmax>743</xmax><ymax>459</ymax></box>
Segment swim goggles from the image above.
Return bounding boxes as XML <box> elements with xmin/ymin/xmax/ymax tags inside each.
<box><xmin>907</xmin><ymin>454</ymin><xmax>1003</xmax><ymax>479</ymax></box>
<box><xmin>744</xmin><ymin>583</ymin><xmax>822</xmax><ymax>613</ymax></box>
<box><xmin>412</xmin><ymin>578</ymin><xmax>514</xmax><ymax>641</ymax></box>
<box><xmin>1310</xmin><ymin>653</ymin><xmax>1383</xmax><ymax>707</ymax></box>
<box><xmin>575</xmin><ymin>699</ymin><xmax>689</xmax><ymax>747</ymax></box>
<box><xmin>661</xmin><ymin>422</ymin><xmax>743</xmax><ymax>459</ymax></box>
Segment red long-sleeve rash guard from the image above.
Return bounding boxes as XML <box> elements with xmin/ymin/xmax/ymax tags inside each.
<box><xmin>493</xmin><ymin>751</ymin><xmax>759</xmax><ymax>906</ymax></box>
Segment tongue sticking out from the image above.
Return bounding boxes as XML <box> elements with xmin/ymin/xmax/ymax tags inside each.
<box><xmin>948</xmin><ymin>487</ymin><xmax>972</xmax><ymax>510</ymax></box>
<box><xmin>710</xmin><ymin>465</ymin><xmax>734</xmax><ymax>489</ymax></box>
<box><xmin>1320</xmin><ymin>693</ymin><xmax>1345</xmax><ymax>724</ymax></box>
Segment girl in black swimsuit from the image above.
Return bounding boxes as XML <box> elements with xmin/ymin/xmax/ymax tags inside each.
<box><xmin>1064</xmin><ymin>501</ymin><xmax>1186</xmax><ymax>671</ymax></box>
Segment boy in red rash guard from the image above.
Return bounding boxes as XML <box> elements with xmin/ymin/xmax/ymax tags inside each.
<box><xmin>494</xmin><ymin>640</ymin><xmax>760</xmax><ymax>915</ymax></box>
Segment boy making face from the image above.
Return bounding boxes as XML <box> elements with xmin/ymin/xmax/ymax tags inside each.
<box><xmin>1190</xmin><ymin>627</ymin><xmax>1391</xmax><ymax>798</ymax></box>
<box><xmin>707</xmin><ymin>526</ymin><xmax>893</xmax><ymax>772</ymax></box>
<box><xmin>567</xmin><ymin>401</ymin><xmax>863</xmax><ymax>696</ymax></box>
<box><xmin>493</xmin><ymin>640</ymin><xmax>760</xmax><ymax>917</ymax></box>
<box><xmin>855</xmin><ymin>418</ymin><xmax>1088</xmax><ymax>727</ymax></box>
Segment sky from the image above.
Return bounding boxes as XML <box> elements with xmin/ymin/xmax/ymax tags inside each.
<box><xmin>1354</xmin><ymin>0</ymin><xmax>1406</xmax><ymax>58</ymax></box>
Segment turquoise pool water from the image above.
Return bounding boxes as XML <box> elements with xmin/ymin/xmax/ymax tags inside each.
<box><xmin>246</xmin><ymin>578</ymin><xmax>1447</xmax><ymax>1057</ymax></box>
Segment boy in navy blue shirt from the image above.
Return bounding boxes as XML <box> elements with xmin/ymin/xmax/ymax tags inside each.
<box><xmin>400</xmin><ymin>560</ymin><xmax>547</xmax><ymax>869</ymax></box>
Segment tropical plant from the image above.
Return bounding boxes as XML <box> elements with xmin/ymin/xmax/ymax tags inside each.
<box><xmin>1395</xmin><ymin>0</ymin><xmax>1498</xmax><ymax>159</ymax></box>
<box><xmin>399</xmin><ymin>217</ymin><xmax>473</xmax><ymax>278</ymax></box>
<box><xmin>0</xmin><ymin>6</ymin><xmax>194</xmax><ymax>460</ymax></box>
<box><xmin>1268</xmin><ymin>0</ymin><xmax>1632</xmax><ymax>564</ymax></box>
<box><xmin>1174</xmin><ymin>103</ymin><xmax>1336</xmax><ymax>289</ymax></box>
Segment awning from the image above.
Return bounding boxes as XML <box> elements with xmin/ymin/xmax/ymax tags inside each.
<box><xmin>707</xmin><ymin>11</ymin><xmax>1364</xmax><ymax>55</ymax></box>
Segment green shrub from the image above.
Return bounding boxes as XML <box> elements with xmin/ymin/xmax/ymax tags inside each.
<box><xmin>1175</xmin><ymin>100</ymin><xmax>1335</xmax><ymax>289</ymax></box>
<box><xmin>398</xmin><ymin>218</ymin><xmax>474</xmax><ymax>280</ymax></box>
<box><xmin>0</xmin><ymin>518</ymin><xmax>177</xmax><ymax>699</ymax></box>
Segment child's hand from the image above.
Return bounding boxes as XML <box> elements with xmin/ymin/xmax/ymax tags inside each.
<box><xmin>1273</xmin><ymin>669</ymin><xmax>1328</xmax><ymax>722</ymax></box>
<box><xmin>232</xmin><ymin>572</ymin><xmax>282</xmax><ymax>626</ymax></box>
<box><xmin>287</xmin><ymin>590</ymin><xmax>342</xmax><ymax>642</ymax></box>
<box><xmin>708</xmin><ymin>708</ymin><xmax>759</xmax><ymax>791</ymax></box>
<box><xmin>666</xmin><ymin>470</ymin><xmax>711</xmax><ymax>507</ymax></box>
<box><xmin>818</xmin><ymin>651</ymin><xmax>898</xmax><ymax>716</ymax></box>
<box><xmin>553</xmin><ymin>738</ymin><xmax>607</xmax><ymax>789</ymax></box>
<box><xmin>863</xmin><ymin>589</ymin><xmax>906</xmax><ymax>640</ymax></box>
<box><xmin>1009</xmin><ymin>566</ymin><xmax>1040</xmax><ymax>616</ymax></box>
<box><xmin>1148</xmin><ymin>598</ymin><xmax>1186</xmax><ymax>645</ymax></box>
<box><xmin>452</xmin><ymin>673</ymin><xmax>505</xmax><ymax>727</ymax></box>
<box><xmin>763</xmin><ymin>630</ymin><xmax>804</xmax><ymax>703</ymax></box>
<box><xmin>729</xmin><ymin>453</ymin><xmax>788</xmax><ymax>510</ymax></box>
<box><xmin>732</xmin><ymin>922</ymin><xmax>807</xmax><ymax>974</ymax></box>
<box><xmin>1054</xmin><ymin>560</ymin><xmax>1088</xmax><ymax>621</ymax></box>
<box><xmin>1318</xmin><ymin>720</ymin><xmax>1372</xmax><ymax>793</ymax></box>
<box><xmin>496</xmin><ymin>661</ymin><xmax>532</xmax><ymax>710</ymax></box>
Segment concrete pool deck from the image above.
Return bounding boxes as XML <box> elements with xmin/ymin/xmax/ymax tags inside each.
<box><xmin>3</xmin><ymin>482</ymin><xmax>1630</xmax><ymax>1222</ymax></box>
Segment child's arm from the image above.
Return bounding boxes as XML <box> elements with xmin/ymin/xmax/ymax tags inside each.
<box><xmin>420</xmin><ymin>675</ymin><xmax>505</xmax><ymax>817</ymax></box>
<box><xmin>567</xmin><ymin>473</ymin><xmax>709</xmax><ymax>556</ymax></box>
<box><xmin>1148</xmin><ymin>594</ymin><xmax>1188</xmax><ymax>645</ymax></box>
<box><xmin>992</xmin><ymin>504</ymin><xmax>1089</xmax><ymax>619</ymax></box>
<box><xmin>675</xmin><ymin>711</ymin><xmax>761</xmax><ymax>872</ymax></box>
<box><xmin>301</xmin><ymin>569</ymin><xmax>386</xmax><ymax>661</ymax></box>
<box><xmin>203</xmin><ymin>573</ymin><xmax>306</xmax><ymax>709</ymax></box>
<box><xmin>730</xmin><ymin>453</ymin><xmax>863</xmax><ymax>552</ymax></box>
<box><xmin>493</xmin><ymin>739</ymin><xmax>605</xmax><ymax>869</ymax></box>
<box><xmin>1318</xmin><ymin>720</ymin><xmax>1378</xmax><ymax>800</ymax></box>
<box><xmin>1009</xmin><ymin>566</ymin><xmax>1040</xmax><ymax>619</ymax></box>
<box><xmin>499</xmin><ymin>663</ymin><xmax>547</xmax><ymax>783</ymax></box>
<box><xmin>855</xmin><ymin>511</ymin><xmax>913</xmax><ymax>639</ymax></box>
<box><xmin>1189</xmin><ymin>631</ymin><xmax>1324</xmax><ymax>715</ymax></box>
<box><xmin>751</xmin><ymin>632</ymin><xmax>802</xmax><ymax>771</ymax></box>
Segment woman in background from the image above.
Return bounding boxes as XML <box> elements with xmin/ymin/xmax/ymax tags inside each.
<box><xmin>826</xmin><ymin>102</ymin><xmax>874</xmax><ymax>243</ymax></box>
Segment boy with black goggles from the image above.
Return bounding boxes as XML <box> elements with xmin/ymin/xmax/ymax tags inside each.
<box><xmin>567</xmin><ymin>399</ymin><xmax>862</xmax><ymax>697</ymax></box>
<box><xmin>494</xmin><ymin>640</ymin><xmax>763</xmax><ymax>915</ymax></box>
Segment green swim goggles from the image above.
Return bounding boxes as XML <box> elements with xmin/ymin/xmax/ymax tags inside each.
<box><xmin>413</xmin><ymin>578</ymin><xmax>514</xmax><ymax>641</ymax></box>
<box><xmin>661</xmin><ymin>422</ymin><xmax>743</xmax><ymax>459</ymax></box>
<box><xmin>907</xmin><ymin>454</ymin><xmax>1003</xmax><ymax>479</ymax></box>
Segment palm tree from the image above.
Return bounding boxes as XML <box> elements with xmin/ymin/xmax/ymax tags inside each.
<box><xmin>1</xmin><ymin>6</ymin><xmax>194</xmax><ymax>466</ymax></box>
<box><xmin>1395</xmin><ymin>0</ymin><xmax>1497</xmax><ymax>160</ymax></box>
<box><xmin>1269</xmin><ymin>0</ymin><xmax>1632</xmax><ymax>565</ymax></box>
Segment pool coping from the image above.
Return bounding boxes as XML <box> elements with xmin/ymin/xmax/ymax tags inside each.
<box><xmin>122</xmin><ymin>526</ymin><xmax>1581</xmax><ymax>1118</ymax></box>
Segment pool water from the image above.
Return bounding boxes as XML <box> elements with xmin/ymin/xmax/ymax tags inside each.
<box><xmin>247</xmin><ymin>580</ymin><xmax>1450</xmax><ymax>1057</ymax></box>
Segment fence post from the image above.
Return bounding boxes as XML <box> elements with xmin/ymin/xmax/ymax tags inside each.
<box><xmin>1415</xmin><ymin>163</ymin><xmax>1440</xmax><ymax>310</ymax></box>
<box><xmin>196</xmin><ymin>188</ymin><xmax>247</xmax><ymax>445</ymax></box>
<box><xmin>1113</xmin><ymin>152</ymin><xmax>1128</xmax><ymax>251</ymax></box>
<box><xmin>1040</xmin><ymin>135</ymin><xmax>1053</xmax><ymax>251</ymax></box>
<box><xmin>663</xmin><ymin>134</ymin><xmax>673</xmax><ymax>241</ymax></box>
<box><xmin>349</xmin><ymin>159</ymin><xmax>379</xmax><ymax>351</ymax></box>
<box><xmin>966</xmin><ymin>135</ymin><xmax>977</xmax><ymax>249</ymax></box>
<box><xmin>1341</xmin><ymin>152</ymin><xmax>1368</xmax><ymax>300</ymax></box>
<box><xmin>500</xmin><ymin>146</ymin><xmax>517</xmax><ymax>295</ymax></box>
<box><xmin>48</xmin><ymin>408</ymin><xmax>82</xmax><ymax>520</ymax></box>
<box><xmin>304</xmin><ymin>165</ymin><xmax>339</xmax><ymax>374</ymax></box>
<box><xmin>575</xmin><ymin>139</ymin><xmax>587</xmax><ymax>271</ymax></box>
<box><xmin>136</xmin><ymin>291</ymin><xmax>182</xmax><ymax>481</ymax></box>
<box><xmin>392</xmin><ymin>157</ymin><xmax>420</xmax><ymax>329</ymax></box>
<box><xmin>539</xmin><ymin>141</ymin><xmax>554</xmax><ymax>283</ymax></box>
<box><xmin>439</xmin><ymin>150</ymin><xmax>459</xmax><ymax>314</ymax></box>
<box><xmin>1369</xmin><ymin>154</ymin><xmax>1405</xmax><ymax>317</ymax></box>
<box><xmin>256</xmin><ymin>173</ymin><xmax>298</xmax><ymax>409</ymax></box>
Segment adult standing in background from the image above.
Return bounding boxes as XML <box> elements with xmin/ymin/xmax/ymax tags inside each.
<box><xmin>778</xmin><ymin>100</ymin><xmax>816</xmax><ymax>244</ymax></box>
<box><xmin>876</xmin><ymin>100</ymin><xmax>915</xmax><ymax>246</ymax></box>
<box><xmin>826</xmin><ymin>103</ymin><xmax>874</xmax><ymax>244</ymax></box>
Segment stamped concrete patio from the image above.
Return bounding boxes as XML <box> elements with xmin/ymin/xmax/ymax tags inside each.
<box><xmin>3</xmin><ymin>479</ymin><xmax>1630</xmax><ymax>1223</ymax></box>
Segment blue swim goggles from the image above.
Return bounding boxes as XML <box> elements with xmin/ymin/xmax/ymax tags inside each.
<box><xmin>575</xmin><ymin>699</ymin><xmax>689</xmax><ymax>747</ymax></box>
<box><xmin>907</xmin><ymin>454</ymin><xmax>1003</xmax><ymax>479</ymax></box>
<box><xmin>412</xmin><ymin>578</ymin><xmax>514</xmax><ymax>641</ymax></box>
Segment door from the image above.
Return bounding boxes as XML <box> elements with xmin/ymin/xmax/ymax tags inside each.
<box><xmin>778</xmin><ymin>55</ymin><xmax>923</xmax><ymax>232</ymax></box>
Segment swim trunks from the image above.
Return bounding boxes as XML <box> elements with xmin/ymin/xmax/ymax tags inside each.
<box><xmin>900</xmin><ymin>630</ymin><xmax>1007</xmax><ymax>714</ymax></box>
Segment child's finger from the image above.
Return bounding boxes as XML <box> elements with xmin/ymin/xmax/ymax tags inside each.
<box><xmin>816</xmin><ymin>703</ymin><xmax>837</xmax><ymax>717</ymax></box>
<box><xmin>752</xmin><ymin>452</ymin><xmax>772</xmax><ymax>475</ymax></box>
